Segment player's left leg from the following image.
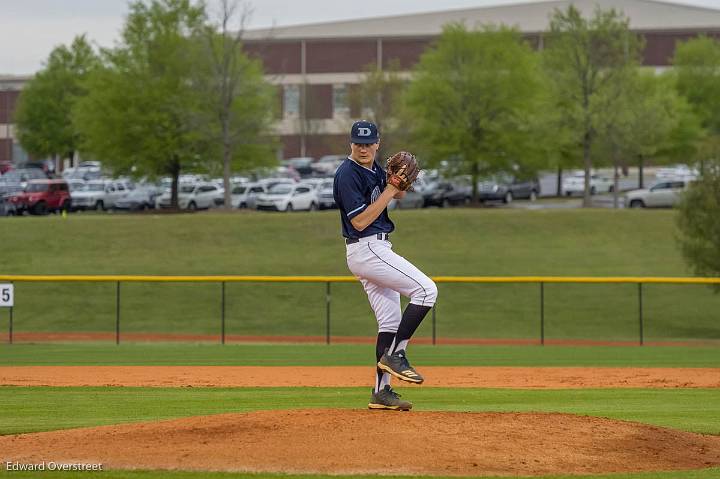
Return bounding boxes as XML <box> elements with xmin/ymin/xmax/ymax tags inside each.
<box><xmin>359</xmin><ymin>279</ymin><xmax>411</xmax><ymax>410</ymax></box>
<box><xmin>358</xmin><ymin>278</ymin><xmax>401</xmax><ymax>391</ymax></box>
<box><xmin>358</xmin><ymin>242</ymin><xmax>437</xmax><ymax>384</ymax></box>
<box><xmin>388</xmin><ymin>304</ymin><xmax>432</xmax><ymax>355</ymax></box>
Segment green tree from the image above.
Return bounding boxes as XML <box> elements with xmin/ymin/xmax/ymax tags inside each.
<box><xmin>528</xmin><ymin>89</ymin><xmax>575</xmax><ymax>197</ymax></box>
<box><xmin>594</xmin><ymin>71</ymin><xmax>701</xmax><ymax>206</ymax></box>
<box><xmin>676</xmin><ymin>162</ymin><xmax>720</xmax><ymax>283</ymax></box>
<box><xmin>349</xmin><ymin>60</ymin><xmax>407</xmax><ymax>161</ymax></box>
<box><xmin>671</xmin><ymin>37</ymin><xmax>720</xmax><ymax>280</ymax></box>
<box><xmin>646</xmin><ymin>74</ymin><xmax>703</xmax><ymax>185</ymax></box>
<box><xmin>542</xmin><ymin>5</ymin><xmax>643</xmax><ymax>206</ymax></box>
<box><xmin>672</xmin><ymin>35</ymin><xmax>720</xmax><ymax>176</ymax></box>
<box><xmin>74</xmin><ymin>0</ymin><xmax>208</xmax><ymax>208</ymax></box>
<box><xmin>403</xmin><ymin>23</ymin><xmax>546</xmax><ymax>202</ymax></box>
<box><xmin>673</xmin><ymin>35</ymin><xmax>720</xmax><ymax>134</ymax></box>
<box><xmin>14</xmin><ymin>35</ymin><xmax>98</xmax><ymax>165</ymax></box>
<box><xmin>193</xmin><ymin>0</ymin><xmax>277</xmax><ymax>209</ymax></box>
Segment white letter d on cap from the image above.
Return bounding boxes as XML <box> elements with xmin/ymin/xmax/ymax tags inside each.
<box><xmin>357</xmin><ymin>127</ymin><xmax>371</xmax><ymax>136</ymax></box>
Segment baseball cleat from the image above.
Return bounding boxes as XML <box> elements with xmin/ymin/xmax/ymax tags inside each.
<box><xmin>368</xmin><ymin>385</ymin><xmax>412</xmax><ymax>411</ymax></box>
<box><xmin>377</xmin><ymin>349</ymin><xmax>424</xmax><ymax>384</ymax></box>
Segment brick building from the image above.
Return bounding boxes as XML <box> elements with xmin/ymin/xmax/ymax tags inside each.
<box><xmin>0</xmin><ymin>75</ymin><xmax>30</xmax><ymax>164</ymax></box>
<box><xmin>2</xmin><ymin>0</ymin><xmax>720</xmax><ymax>165</ymax></box>
<box><xmin>243</xmin><ymin>0</ymin><xmax>720</xmax><ymax>159</ymax></box>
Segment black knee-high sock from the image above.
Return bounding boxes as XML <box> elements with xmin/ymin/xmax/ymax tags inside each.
<box><xmin>375</xmin><ymin>331</ymin><xmax>395</xmax><ymax>391</ymax></box>
<box><xmin>390</xmin><ymin>304</ymin><xmax>432</xmax><ymax>354</ymax></box>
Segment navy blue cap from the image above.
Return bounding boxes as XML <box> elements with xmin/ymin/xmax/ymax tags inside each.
<box><xmin>350</xmin><ymin>120</ymin><xmax>379</xmax><ymax>144</ymax></box>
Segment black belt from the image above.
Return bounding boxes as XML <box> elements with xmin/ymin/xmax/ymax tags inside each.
<box><xmin>345</xmin><ymin>233</ymin><xmax>390</xmax><ymax>245</ymax></box>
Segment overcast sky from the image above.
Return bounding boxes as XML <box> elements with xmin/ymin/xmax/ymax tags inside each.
<box><xmin>2</xmin><ymin>0</ymin><xmax>719</xmax><ymax>74</ymax></box>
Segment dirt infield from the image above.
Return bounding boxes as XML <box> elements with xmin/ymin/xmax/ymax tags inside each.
<box><xmin>2</xmin><ymin>409</ymin><xmax>720</xmax><ymax>476</ymax></box>
<box><xmin>2</xmin><ymin>365</ymin><xmax>719</xmax><ymax>388</ymax></box>
<box><xmin>3</xmin><ymin>366</ymin><xmax>719</xmax><ymax>475</ymax></box>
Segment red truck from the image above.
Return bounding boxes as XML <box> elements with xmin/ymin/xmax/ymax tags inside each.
<box><xmin>10</xmin><ymin>179</ymin><xmax>71</xmax><ymax>215</ymax></box>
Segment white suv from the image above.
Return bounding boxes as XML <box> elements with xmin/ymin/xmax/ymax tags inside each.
<box><xmin>562</xmin><ymin>173</ymin><xmax>614</xmax><ymax>196</ymax></box>
<box><xmin>156</xmin><ymin>182</ymin><xmax>223</xmax><ymax>210</ymax></box>
<box><xmin>625</xmin><ymin>180</ymin><xmax>692</xmax><ymax>208</ymax></box>
<box><xmin>315</xmin><ymin>180</ymin><xmax>336</xmax><ymax>209</ymax></box>
<box><xmin>231</xmin><ymin>183</ymin><xmax>266</xmax><ymax>209</ymax></box>
<box><xmin>70</xmin><ymin>180</ymin><xmax>132</xmax><ymax>211</ymax></box>
<box><xmin>256</xmin><ymin>183</ymin><xmax>318</xmax><ymax>212</ymax></box>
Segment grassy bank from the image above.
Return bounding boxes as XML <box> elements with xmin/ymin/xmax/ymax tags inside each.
<box><xmin>0</xmin><ymin>209</ymin><xmax>717</xmax><ymax>340</ymax></box>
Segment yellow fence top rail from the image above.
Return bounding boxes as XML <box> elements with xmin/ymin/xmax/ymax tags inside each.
<box><xmin>0</xmin><ymin>275</ymin><xmax>355</xmax><ymax>283</ymax></box>
<box><xmin>0</xmin><ymin>275</ymin><xmax>719</xmax><ymax>284</ymax></box>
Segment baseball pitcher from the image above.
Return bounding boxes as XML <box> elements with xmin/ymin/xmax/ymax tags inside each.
<box><xmin>333</xmin><ymin>120</ymin><xmax>438</xmax><ymax>411</ymax></box>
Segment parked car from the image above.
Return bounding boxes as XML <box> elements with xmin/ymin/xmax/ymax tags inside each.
<box><xmin>423</xmin><ymin>180</ymin><xmax>471</xmax><ymax>207</ymax></box>
<box><xmin>312</xmin><ymin>155</ymin><xmax>345</xmax><ymax>176</ymax></box>
<box><xmin>625</xmin><ymin>180</ymin><xmax>692</xmax><ymax>208</ymax></box>
<box><xmin>412</xmin><ymin>175</ymin><xmax>434</xmax><ymax>195</ymax></box>
<box><xmin>388</xmin><ymin>189</ymin><xmax>425</xmax><ymax>209</ymax></box>
<box><xmin>71</xmin><ymin>181</ymin><xmax>106</xmax><ymax>211</ymax></box>
<box><xmin>136</xmin><ymin>181</ymin><xmax>164</xmax><ymax>205</ymax></box>
<box><xmin>562</xmin><ymin>172</ymin><xmax>614</xmax><ymax>196</ymax></box>
<box><xmin>112</xmin><ymin>179</ymin><xmax>135</xmax><ymax>197</ymax></box>
<box><xmin>256</xmin><ymin>183</ymin><xmax>318</xmax><ymax>212</ymax></box>
<box><xmin>230</xmin><ymin>175</ymin><xmax>250</xmax><ymax>184</ymax></box>
<box><xmin>156</xmin><ymin>182</ymin><xmax>223</xmax><ymax>210</ymax></box>
<box><xmin>283</xmin><ymin>157</ymin><xmax>315</xmax><ymax>178</ymax></box>
<box><xmin>231</xmin><ymin>183</ymin><xmax>266</xmax><ymax>209</ymax></box>
<box><xmin>272</xmin><ymin>166</ymin><xmax>301</xmax><ymax>181</ymax></box>
<box><xmin>655</xmin><ymin>164</ymin><xmax>699</xmax><ymax>181</ymax></box>
<box><xmin>67</xmin><ymin>180</ymin><xmax>87</xmax><ymax>192</ymax></box>
<box><xmin>0</xmin><ymin>194</ymin><xmax>17</xmax><ymax>216</ymax></box>
<box><xmin>477</xmin><ymin>173</ymin><xmax>540</xmax><ymax>203</ymax></box>
<box><xmin>9</xmin><ymin>179</ymin><xmax>71</xmax><ymax>215</ymax></box>
<box><xmin>62</xmin><ymin>164</ymin><xmax>103</xmax><ymax>182</ymax></box>
<box><xmin>156</xmin><ymin>177</ymin><xmax>173</xmax><ymax>192</ymax></box>
<box><xmin>22</xmin><ymin>160</ymin><xmax>55</xmax><ymax>175</ymax></box>
<box><xmin>77</xmin><ymin>160</ymin><xmax>101</xmax><ymax>169</ymax></box>
<box><xmin>71</xmin><ymin>180</ymin><xmax>129</xmax><ymax>211</ymax></box>
<box><xmin>113</xmin><ymin>187</ymin><xmax>156</xmax><ymax>211</ymax></box>
<box><xmin>257</xmin><ymin>177</ymin><xmax>296</xmax><ymax>191</ymax></box>
<box><xmin>0</xmin><ymin>168</ymin><xmax>49</xmax><ymax>196</ymax></box>
<box><xmin>299</xmin><ymin>178</ymin><xmax>327</xmax><ymax>189</ymax></box>
<box><xmin>315</xmin><ymin>180</ymin><xmax>336</xmax><ymax>209</ymax></box>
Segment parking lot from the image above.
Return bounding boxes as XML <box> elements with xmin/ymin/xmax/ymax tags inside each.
<box><xmin>0</xmin><ymin>162</ymin><xmax>696</xmax><ymax>217</ymax></box>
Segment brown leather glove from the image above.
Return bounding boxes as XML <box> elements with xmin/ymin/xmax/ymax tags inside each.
<box><xmin>386</xmin><ymin>151</ymin><xmax>419</xmax><ymax>191</ymax></box>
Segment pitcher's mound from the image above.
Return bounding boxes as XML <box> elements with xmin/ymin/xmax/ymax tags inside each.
<box><xmin>2</xmin><ymin>409</ymin><xmax>719</xmax><ymax>476</ymax></box>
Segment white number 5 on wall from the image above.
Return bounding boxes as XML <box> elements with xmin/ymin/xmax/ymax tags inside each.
<box><xmin>0</xmin><ymin>284</ymin><xmax>14</xmax><ymax>307</ymax></box>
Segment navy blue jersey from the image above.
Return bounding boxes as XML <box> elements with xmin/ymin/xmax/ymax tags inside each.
<box><xmin>333</xmin><ymin>157</ymin><xmax>395</xmax><ymax>239</ymax></box>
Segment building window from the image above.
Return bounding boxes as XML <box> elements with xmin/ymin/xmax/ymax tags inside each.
<box><xmin>283</xmin><ymin>85</ymin><xmax>300</xmax><ymax>118</ymax></box>
<box><xmin>333</xmin><ymin>84</ymin><xmax>349</xmax><ymax>118</ymax></box>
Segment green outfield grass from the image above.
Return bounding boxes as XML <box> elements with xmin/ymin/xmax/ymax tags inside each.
<box><xmin>2</xmin><ymin>343</ymin><xmax>720</xmax><ymax>366</ymax></box>
<box><xmin>0</xmin><ymin>209</ymin><xmax>718</xmax><ymax>341</ymax></box>
<box><xmin>1</xmin><ymin>344</ymin><xmax>718</xmax><ymax>479</ymax></box>
<box><xmin>1</xmin><ymin>386</ymin><xmax>719</xmax><ymax>435</ymax></box>
<box><xmin>0</xmin><ymin>385</ymin><xmax>719</xmax><ymax>479</ymax></box>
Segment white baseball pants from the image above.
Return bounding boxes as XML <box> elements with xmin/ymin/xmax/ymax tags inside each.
<box><xmin>346</xmin><ymin>236</ymin><xmax>437</xmax><ymax>333</ymax></box>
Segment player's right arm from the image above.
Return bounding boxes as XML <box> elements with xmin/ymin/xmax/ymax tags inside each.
<box><xmin>350</xmin><ymin>185</ymin><xmax>398</xmax><ymax>232</ymax></box>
